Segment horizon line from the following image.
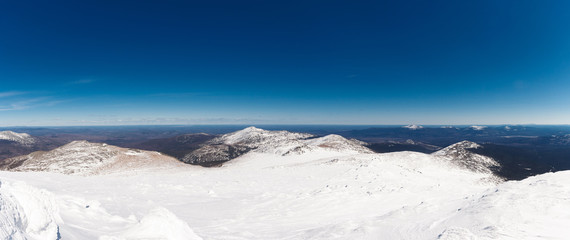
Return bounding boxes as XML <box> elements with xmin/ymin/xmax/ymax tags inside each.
<box><xmin>1</xmin><ymin>123</ymin><xmax>570</xmax><ymax>128</ymax></box>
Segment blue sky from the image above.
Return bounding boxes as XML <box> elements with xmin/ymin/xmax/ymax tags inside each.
<box><xmin>1</xmin><ymin>0</ymin><xmax>570</xmax><ymax>126</ymax></box>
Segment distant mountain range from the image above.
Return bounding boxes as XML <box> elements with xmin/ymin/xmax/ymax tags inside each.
<box><xmin>1</xmin><ymin>126</ymin><xmax>569</xmax><ymax>239</ymax></box>
<box><xmin>0</xmin><ymin>127</ymin><xmax>535</xmax><ymax>182</ymax></box>
<box><xmin>0</xmin><ymin>125</ymin><xmax>568</xmax><ymax>180</ymax></box>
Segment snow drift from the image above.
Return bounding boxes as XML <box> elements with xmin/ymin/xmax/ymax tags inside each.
<box><xmin>0</xmin><ymin>127</ymin><xmax>568</xmax><ymax>239</ymax></box>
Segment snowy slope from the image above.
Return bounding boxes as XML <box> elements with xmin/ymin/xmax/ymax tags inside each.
<box><xmin>210</xmin><ymin>126</ymin><xmax>313</xmax><ymax>148</ymax></box>
<box><xmin>0</xmin><ymin>131</ymin><xmax>35</xmax><ymax>146</ymax></box>
<box><xmin>0</xmin><ymin>179</ymin><xmax>61</xmax><ymax>240</ymax></box>
<box><xmin>2</xmin><ymin>140</ymin><xmax>187</xmax><ymax>175</ymax></box>
<box><xmin>433</xmin><ymin>140</ymin><xmax>500</xmax><ymax>176</ymax></box>
<box><xmin>1</xmin><ymin>150</ymin><xmax>568</xmax><ymax>239</ymax></box>
<box><xmin>434</xmin><ymin>171</ymin><xmax>570</xmax><ymax>239</ymax></box>
<box><xmin>184</xmin><ymin>127</ymin><xmax>371</xmax><ymax>165</ymax></box>
<box><xmin>0</xmin><ymin>129</ymin><xmax>568</xmax><ymax>239</ymax></box>
<box><xmin>0</xmin><ymin>148</ymin><xmax>509</xmax><ymax>239</ymax></box>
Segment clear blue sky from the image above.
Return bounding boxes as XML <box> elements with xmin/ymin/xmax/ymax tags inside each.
<box><xmin>1</xmin><ymin>0</ymin><xmax>569</xmax><ymax>126</ymax></box>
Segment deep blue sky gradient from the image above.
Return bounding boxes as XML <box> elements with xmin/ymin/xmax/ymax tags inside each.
<box><xmin>1</xmin><ymin>0</ymin><xmax>570</xmax><ymax>126</ymax></box>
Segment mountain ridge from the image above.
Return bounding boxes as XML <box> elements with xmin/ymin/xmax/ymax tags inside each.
<box><xmin>1</xmin><ymin>140</ymin><xmax>186</xmax><ymax>175</ymax></box>
<box><xmin>0</xmin><ymin>131</ymin><xmax>36</xmax><ymax>146</ymax></box>
<box><xmin>183</xmin><ymin>127</ymin><xmax>372</xmax><ymax>166</ymax></box>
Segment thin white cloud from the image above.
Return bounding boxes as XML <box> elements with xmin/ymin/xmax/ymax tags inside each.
<box><xmin>0</xmin><ymin>91</ymin><xmax>27</xmax><ymax>98</ymax></box>
<box><xmin>0</xmin><ymin>97</ymin><xmax>45</xmax><ymax>111</ymax></box>
<box><xmin>0</xmin><ymin>97</ymin><xmax>69</xmax><ymax>111</ymax></box>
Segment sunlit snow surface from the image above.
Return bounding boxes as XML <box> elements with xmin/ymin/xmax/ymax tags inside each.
<box><xmin>1</xmin><ymin>150</ymin><xmax>569</xmax><ymax>239</ymax></box>
<box><xmin>0</xmin><ymin>131</ymin><xmax>35</xmax><ymax>146</ymax></box>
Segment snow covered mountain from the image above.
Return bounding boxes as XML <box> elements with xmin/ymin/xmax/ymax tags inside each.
<box><xmin>432</xmin><ymin>140</ymin><xmax>500</xmax><ymax>176</ymax></box>
<box><xmin>1</xmin><ymin>143</ymin><xmax>568</xmax><ymax>239</ymax></box>
<box><xmin>403</xmin><ymin>124</ymin><xmax>424</xmax><ymax>130</ymax></box>
<box><xmin>210</xmin><ymin>126</ymin><xmax>313</xmax><ymax>147</ymax></box>
<box><xmin>469</xmin><ymin>125</ymin><xmax>488</xmax><ymax>130</ymax></box>
<box><xmin>0</xmin><ymin>128</ymin><xmax>569</xmax><ymax>239</ymax></box>
<box><xmin>0</xmin><ymin>131</ymin><xmax>35</xmax><ymax>146</ymax></box>
<box><xmin>1</xmin><ymin>140</ymin><xmax>186</xmax><ymax>175</ymax></box>
<box><xmin>183</xmin><ymin>127</ymin><xmax>372</xmax><ymax>165</ymax></box>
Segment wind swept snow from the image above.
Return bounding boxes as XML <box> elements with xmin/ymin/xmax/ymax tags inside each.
<box><xmin>0</xmin><ymin>179</ymin><xmax>61</xmax><ymax>240</ymax></box>
<box><xmin>101</xmin><ymin>207</ymin><xmax>203</xmax><ymax>240</ymax></box>
<box><xmin>433</xmin><ymin>140</ymin><xmax>500</xmax><ymax>177</ymax></box>
<box><xmin>184</xmin><ymin>127</ymin><xmax>371</xmax><ymax>165</ymax></box>
<box><xmin>0</xmin><ymin>127</ymin><xmax>568</xmax><ymax>239</ymax></box>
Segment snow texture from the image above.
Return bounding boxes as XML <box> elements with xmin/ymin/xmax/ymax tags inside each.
<box><xmin>4</xmin><ymin>140</ymin><xmax>186</xmax><ymax>175</ymax></box>
<box><xmin>403</xmin><ymin>124</ymin><xmax>424</xmax><ymax>130</ymax></box>
<box><xmin>0</xmin><ymin>179</ymin><xmax>61</xmax><ymax>240</ymax></box>
<box><xmin>184</xmin><ymin>127</ymin><xmax>371</xmax><ymax>164</ymax></box>
<box><xmin>0</xmin><ymin>128</ymin><xmax>568</xmax><ymax>239</ymax></box>
<box><xmin>470</xmin><ymin>125</ymin><xmax>488</xmax><ymax>130</ymax></box>
<box><xmin>0</xmin><ymin>131</ymin><xmax>35</xmax><ymax>146</ymax></box>
<box><xmin>433</xmin><ymin>140</ymin><xmax>501</xmax><ymax>178</ymax></box>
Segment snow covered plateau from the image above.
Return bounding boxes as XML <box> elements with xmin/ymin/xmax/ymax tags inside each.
<box><xmin>0</xmin><ymin>127</ymin><xmax>569</xmax><ymax>239</ymax></box>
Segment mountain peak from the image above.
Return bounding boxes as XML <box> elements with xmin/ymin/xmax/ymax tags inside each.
<box><xmin>182</xmin><ymin>129</ymin><xmax>372</xmax><ymax>165</ymax></box>
<box><xmin>62</xmin><ymin>140</ymin><xmax>102</xmax><ymax>148</ymax></box>
<box><xmin>212</xmin><ymin>127</ymin><xmax>312</xmax><ymax>146</ymax></box>
<box><xmin>403</xmin><ymin>124</ymin><xmax>424</xmax><ymax>130</ymax></box>
<box><xmin>242</xmin><ymin>126</ymin><xmax>264</xmax><ymax>132</ymax></box>
<box><xmin>0</xmin><ymin>131</ymin><xmax>35</xmax><ymax>145</ymax></box>
<box><xmin>300</xmin><ymin>134</ymin><xmax>372</xmax><ymax>154</ymax></box>
<box><xmin>446</xmin><ymin>140</ymin><xmax>481</xmax><ymax>149</ymax></box>
<box><xmin>469</xmin><ymin>125</ymin><xmax>487</xmax><ymax>130</ymax></box>
<box><xmin>433</xmin><ymin>140</ymin><xmax>483</xmax><ymax>157</ymax></box>
<box><xmin>433</xmin><ymin>140</ymin><xmax>500</xmax><ymax>175</ymax></box>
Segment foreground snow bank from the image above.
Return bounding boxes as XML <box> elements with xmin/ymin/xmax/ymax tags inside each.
<box><xmin>101</xmin><ymin>207</ymin><xmax>203</xmax><ymax>240</ymax></box>
<box><xmin>436</xmin><ymin>171</ymin><xmax>570</xmax><ymax>239</ymax></box>
<box><xmin>0</xmin><ymin>151</ymin><xmax>569</xmax><ymax>239</ymax></box>
<box><xmin>0</xmin><ymin>179</ymin><xmax>61</xmax><ymax>240</ymax></box>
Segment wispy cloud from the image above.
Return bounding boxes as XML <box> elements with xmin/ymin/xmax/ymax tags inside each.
<box><xmin>0</xmin><ymin>91</ymin><xmax>27</xmax><ymax>98</ymax></box>
<box><xmin>0</xmin><ymin>97</ymin><xmax>46</xmax><ymax>111</ymax></box>
<box><xmin>0</xmin><ymin>97</ymin><xmax>69</xmax><ymax>111</ymax></box>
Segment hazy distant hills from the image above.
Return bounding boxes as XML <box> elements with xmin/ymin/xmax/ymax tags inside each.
<box><xmin>343</xmin><ymin>125</ymin><xmax>570</xmax><ymax>146</ymax></box>
<box><xmin>127</xmin><ymin>133</ymin><xmax>216</xmax><ymax>160</ymax></box>
<box><xmin>367</xmin><ymin>140</ymin><xmax>441</xmax><ymax>154</ymax></box>
<box><xmin>1</xmin><ymin>128</ymin><xmax>499</xmax><ymax>180</ymax></box>
<box><xmin>0</xmin><ymin>131</ymin><xmax>69</xmax><ymax>162</ymax></box>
